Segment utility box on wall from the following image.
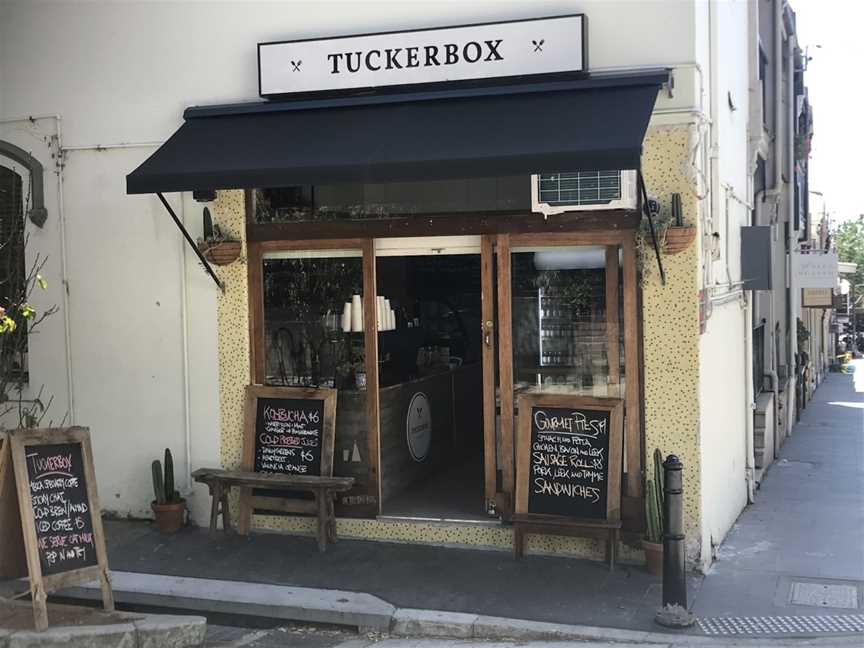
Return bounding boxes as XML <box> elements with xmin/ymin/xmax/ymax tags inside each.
<box><xmin>741</xmin><ymin>226</ymin><xmax>773</xmax><ymax>290</ymax></box>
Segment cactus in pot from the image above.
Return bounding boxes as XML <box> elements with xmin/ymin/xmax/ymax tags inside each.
<box><xmin>643</xmin><ymin>449</ymin><xmax>665</xmax><ymax>576</ymax></box>
<box><xmin>151</xmin><ymin>448</ymin><xmax>186</xmax><ymax>533</ymax></box>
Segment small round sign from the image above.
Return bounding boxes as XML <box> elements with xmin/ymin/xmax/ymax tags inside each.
<box><xmin>406</xmin><ymin>392</ymin><xmax>432</xmax><ymax>462</ymax></box>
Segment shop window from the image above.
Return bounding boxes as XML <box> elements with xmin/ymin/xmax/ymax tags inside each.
<box><xmin>0</xmin><ymin>164</ymin><xmax>28</xmax><ymax>382</ymax></box>
<box><xmin>510</xmin><ymin>245</ymin><xmax>623</xmax><ymax>396</ymax></box>
<box><xmin>252</xmin><ymin>176</ymin><xmax>530</xmax><ymax>223</ymax></box>
<box><xmin>262</xmin><ymin>250</ymin><xmax>364</xmax><ymax>389</ymax></box>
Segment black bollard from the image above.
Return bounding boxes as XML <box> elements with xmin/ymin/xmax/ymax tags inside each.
<box><xmin>662</xmin><ymin>455</ymin><xmax>687</xmax><ymax>607</ymax></box>
<box><xmin>654</xmin><ymin>454</ymin><xmax>695</xmax><ymax>628</ymax></box>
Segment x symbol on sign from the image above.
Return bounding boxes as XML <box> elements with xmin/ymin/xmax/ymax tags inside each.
<box><xmin>291</xmin><ymin>60</ymin><xmax>302</xmax><ymax>72</ymax></box>
<box><xmin>532</xmin><ymin>39</ymin><xmax>545</xmax><ymax>52</ymax></box>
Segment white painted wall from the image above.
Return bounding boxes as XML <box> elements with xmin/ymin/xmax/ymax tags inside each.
<box><xmin>694</xmin><ymin>0</ymin><xmax>753</xmax><ymax>569</ymax></box>
<box><xmin>698</xmin><ymin>300</ymin><xmax>749</xmax><ymax>566</ymax></box>
<box><xmin>0</xmin><ymin>0</ymin><xmax>705</xmax><ymax>521</ymax></box>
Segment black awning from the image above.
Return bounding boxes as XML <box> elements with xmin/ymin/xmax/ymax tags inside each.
<box><xmin>126</xmin><ymin>70</ymin><xmax>668</xmax><ymax>194</ymax></box>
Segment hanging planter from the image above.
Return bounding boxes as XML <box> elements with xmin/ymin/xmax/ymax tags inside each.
<box><xmin>198</xmin><ymin>240</ymin><xmax>242</xmax><ymax>265</ymax></box>
<box><xmin>663</xmin><ymin>226</ymin><xmax>697</xmax><ymax>254</ymax></box>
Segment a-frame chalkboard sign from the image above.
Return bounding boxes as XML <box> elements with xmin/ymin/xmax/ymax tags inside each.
<box><xmin>3</xmin><ymin>427</ymin><xmax>114</xmax><ymax>631</ymax></box>
<box><xmin>238</xmin><ymin>385</ymin><xmax>337</xmax><ymax>533</ymax></box>
<box><xmin>513</xmin><ymin>394</ymin><xmax>624</xmax><ymax>568</ymax></box>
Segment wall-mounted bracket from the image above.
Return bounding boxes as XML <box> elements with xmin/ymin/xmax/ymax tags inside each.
<box><xmin>156</xmin><ymin>192</ymin><xmax>225</xmax><ymax>293</ymax></box>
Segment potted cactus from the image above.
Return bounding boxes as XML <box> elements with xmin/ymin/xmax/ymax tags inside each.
<box><xmin>151</xmin><ymin>448</ymin><xmax>186</xmax><ymax>534</ymax></box>
<box><xmin>643</xmin><ymin>448</ymin><xmax>665</xmax><ymax>576</ymax></box>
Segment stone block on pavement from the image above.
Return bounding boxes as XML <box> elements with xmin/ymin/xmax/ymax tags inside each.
<box><xmin>7</xmin><ymin>622</ymin><xmax>136</xmax><ymax>648</ymax></box>
<box><xmin>391</xmin><ymin>608</ymin><xmax>477</xmax><ymax>638</ymax></box>
<box><xmin>133</xmin><ymin>614</ymin><xmax>206</xmax><ymax>648</ymax></box>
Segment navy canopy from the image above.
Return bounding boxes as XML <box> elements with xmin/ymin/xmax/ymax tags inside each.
<box><xmin>126</xmin><ymin>69</ymin><xmax>668</xmax><ymax>194</ymax></box>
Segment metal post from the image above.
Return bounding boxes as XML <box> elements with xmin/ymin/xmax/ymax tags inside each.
<box><xmin>654</xmin><ymin>454</ymin><xmax>695</xmax><ymax>628</ymax></box>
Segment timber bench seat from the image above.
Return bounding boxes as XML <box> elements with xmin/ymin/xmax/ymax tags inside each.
<box><xmin>191</xmin><ymin>468</ymin><xmax>354</xmax><ymax>552</ymax></box>
<box><xmin>511</xmin><ymin>513</ymin><xmax>621</xmax><ymax>571</ymax></box>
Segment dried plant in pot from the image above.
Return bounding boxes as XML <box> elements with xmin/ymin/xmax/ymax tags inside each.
<box><xmin>196</xmin><ymin>208</ymin><xmax>241</xmax><ymax>266</ymax></box>
<box><xmin>151</xmin><ymin>448</ymin><xmax>186</xmax><ymax>534</ymax></box>
<box><xmin>643</xmin><ymin>448</ymin><xmax>664</xmax><ymax>576</ymax></box>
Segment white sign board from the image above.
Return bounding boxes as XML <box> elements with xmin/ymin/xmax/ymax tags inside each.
<box><xmin>794</xmin><ymin>251</ymin><xmax>839</xmax><ymax>289</ymax></box>
<box><xmin>259</xmin><ymin>14</ymin><xmax>586</xmax><ymax>97</ymax></box>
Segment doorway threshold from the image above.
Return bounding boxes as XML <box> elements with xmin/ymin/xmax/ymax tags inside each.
<box><xmin>377</xmin><ymin>514</ymin><xmax>501</xmax><ymax>527</ymax></box>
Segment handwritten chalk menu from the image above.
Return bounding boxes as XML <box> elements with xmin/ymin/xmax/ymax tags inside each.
<box><xmin>254</xmin><ymin>397</ymin><xmax>324</xmax><ymax>476</ymax></box>
<box><xmin>240</xmin><ymin>386</ymin><xmax>338</xmax><ymax>532</ymax></box>
<box><xmin>8</xmin><ymin>427</ymin><xmax>114</xmax><ymax>632</ymax></box>
<box><xmin>25</xmin><ymin>442</ymin><xmax>98</xmax><ymax>575</ymax></box>
<box><xmin>516</xmin><ymin>395</ymin><xmax>623</xmax><ymax>523</ymax></box>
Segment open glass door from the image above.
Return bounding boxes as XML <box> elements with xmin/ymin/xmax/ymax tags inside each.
<box><xmin>490</xmin><ymin>233</ymin><xmax>639</xmax><ymax>520</ymax></box>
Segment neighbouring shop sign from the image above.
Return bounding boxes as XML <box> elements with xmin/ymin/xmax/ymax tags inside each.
<box><xmin>794</xmin><ymin>251</ymin><xmax>838</xmax><ymax>289</ymax></box>
<box><xmin>259</xmin><ymin>14</ymin><xmax>586</xmax><ymax>97</ymax></box>
<box><xmin>802</xmin><ymin>287</ymin><xmax>834</xmax><ymax>308</ymax></box>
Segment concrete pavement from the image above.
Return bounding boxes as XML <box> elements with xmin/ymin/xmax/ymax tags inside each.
<box><xmin>42</xmin><ymin>369</ymin><xmax>864</xmax><ymax>644</ymax></box>
<box><xmin>690</xmin><ymin>367</ymin><xmax>864</xmax><ymax>635</ymax></box>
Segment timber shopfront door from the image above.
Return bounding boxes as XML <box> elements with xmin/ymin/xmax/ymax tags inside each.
<box><xmin>244</xmin><ymin>223</ymin><xmax>640</xmax><ymax>525</ymax></box>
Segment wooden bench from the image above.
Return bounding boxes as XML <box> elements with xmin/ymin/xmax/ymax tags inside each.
<box><xmin>191</xmin><ymin>468</ymin><xmax>354</xmax><ymax>552</ymax></box>
<box><xmin>511</xmin><ymin>513</ymin><xmax>621</xmax><ymax>571</ymax></box>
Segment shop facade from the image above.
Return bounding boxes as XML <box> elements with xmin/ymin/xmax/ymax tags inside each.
<box><xmin>1</xmin><ymin>0</ymin><xmax>772</xmax><ymax>571</ymax></box>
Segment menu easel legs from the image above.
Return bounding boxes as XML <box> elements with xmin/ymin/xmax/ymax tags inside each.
<box><xmin>31</xmin><ymin>583</ymin><xmax>48</xmax><ymax>632</ymax></box>
<box><xmin>100</xmin><ymin>568</ymin><xmax>115</xmax><ymax>612</ymax></box>
<box><xmin>512</xmin><ymin>518</ymin><xmax>621</xmax><ymax>571</ymax></box>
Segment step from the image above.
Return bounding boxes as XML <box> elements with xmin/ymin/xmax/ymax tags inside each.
<box><xmin>55</xmin><ymin>571</ymin><xmax>395</xmax><ymax>633</ymax></box>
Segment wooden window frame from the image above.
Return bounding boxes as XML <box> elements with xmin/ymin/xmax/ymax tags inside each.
<box><xmin>247</xmin><ymin>236</ymin><xmax>382</xmax><ymax>513</ymax></box>
<box><xmin>244</xmin><ymin>190</ymin><xmax>644</xmax><ymax>529</ymax></box>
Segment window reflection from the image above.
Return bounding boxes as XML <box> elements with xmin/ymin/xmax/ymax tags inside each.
<box><xmin>511</xmin><ymin>246</ymin><xmax>623</xmax><ymax>396</ymax></box>
<box><xmin>262</xmin><ymin>250</ymin><xmax>364</xmax><ymax>390</ymax></box>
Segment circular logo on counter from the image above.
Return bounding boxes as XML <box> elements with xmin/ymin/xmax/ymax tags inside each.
<box><xmin>406</xmin><ymin>392</ymin><xmax>432</xmax><ymax>462</ymax></box>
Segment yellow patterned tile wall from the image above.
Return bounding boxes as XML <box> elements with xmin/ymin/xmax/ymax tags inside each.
<box><xmin>640</xmin><ymin>126</ymin><xmax>703</xmax><ymax>563</ymax></box>
<box><xmin>212</xmin><ymin>190</ymin><xmax>250</xmax><ymax>527</ymax></box>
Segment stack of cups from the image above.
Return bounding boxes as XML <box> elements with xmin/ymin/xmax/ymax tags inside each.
<box><xmin>350</xmin><ymin>295</ymin><xmax>363</xmax><ymax>332</ymax></box>
<box><xmin>341</xmin><ymin>302</ymin><xmax>351</xmax><ymax>332</ymax></box>
<box><xmin>375</xmin><ymin>296</ymin><xmax>397</xmax><ymax>331</ymax></box>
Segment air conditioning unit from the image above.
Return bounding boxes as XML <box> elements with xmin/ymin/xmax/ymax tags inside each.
<box><xmin>531</xmin><ymin>170</ymin><xmax>638</xmax><ymax>216</ymax></box>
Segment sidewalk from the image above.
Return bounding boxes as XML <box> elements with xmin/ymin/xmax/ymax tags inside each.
<box><xmin>689</xmin><ymin>366</ymin><xmax>864</xmax><ymax>634</ymax></box>
<box><xmin>64</xmin><ymin>370</ymin><xmax>863</xmax><ymax>642</ymax></box>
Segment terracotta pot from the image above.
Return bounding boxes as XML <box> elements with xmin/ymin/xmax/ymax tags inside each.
<box><xmin>198</xmin><ymin>240</ymin><xmax>241</xmax><ymax>265</ymax></box>
<box><xmin>643</xmin><ymin>539</ymin><xmax>663</xmax><ymax>576</ymax></box>
<box><xmin>663</xmin><ymin>226</ymin><xmax>697</xmax><ymax>254</ymax></box>
<box><xmin>151</xmin><ymin>500</ymin><xmax>186</xmax><ymax>534</ymax></box>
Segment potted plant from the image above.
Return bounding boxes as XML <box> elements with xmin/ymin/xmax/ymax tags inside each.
<box><xmin>151</xmin><ymin>448</ymin><xmax>186</xmax><ymax>534</ymax></box>
<box><xmin>643</xmin><ymin>448</ymin><xmax>664</xmax><ymax>576</ymax></box>
<box><xmin>196</xmin><ymin>207</ymin><xmax>241</xmax><ymax>265</ymax></box>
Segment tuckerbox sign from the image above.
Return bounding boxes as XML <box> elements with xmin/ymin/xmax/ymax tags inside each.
<box><xmin>258</xmin><ymin>14</ymin><xmax>586</xmax><ymax>97</ymax></box>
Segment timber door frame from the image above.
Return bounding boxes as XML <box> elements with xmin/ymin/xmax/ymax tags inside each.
<box><xmin>247</xmin><ymin>238</ymin><xmax>382</xmax><ymax>515</ymax></box>
<box><xmin>493</xmin><ymin>230</ymin><xmax>642</xmax><ymax>527</ymax></box>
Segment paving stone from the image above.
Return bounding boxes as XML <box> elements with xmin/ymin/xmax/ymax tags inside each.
<box><xmin>390</xmin><ymin>609</ymin><xmax>477</xmax><ymax>638</ymax></box>
<box><xmin>133</xmin><ymin>613</ymin><xmax>207</xmax><ymax>648</ymax></box>
<box><xmin>8</xmin><ymin>622</ymin><xmax>136</xmax><ymax>648</ymax></box>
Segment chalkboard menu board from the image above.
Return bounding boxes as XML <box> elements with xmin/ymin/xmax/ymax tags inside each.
<box><xmin>253</xmin><ymin>396</ymin><xmax>325</xmax><ymax>476</ymax></box>
<box><xmin>7</xmin><ymin>427</ymin><xmax>114</xmax><ymax>631</ymax></box>
<box><xmin>516</xmin><ymin>395</ymin><xmax>623</xmax><ymax>523</ymax></box>
<box><xmin>25</xmin><ymin>442</ymin><xmax>98</xmax><ymax>575</ymax></box>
